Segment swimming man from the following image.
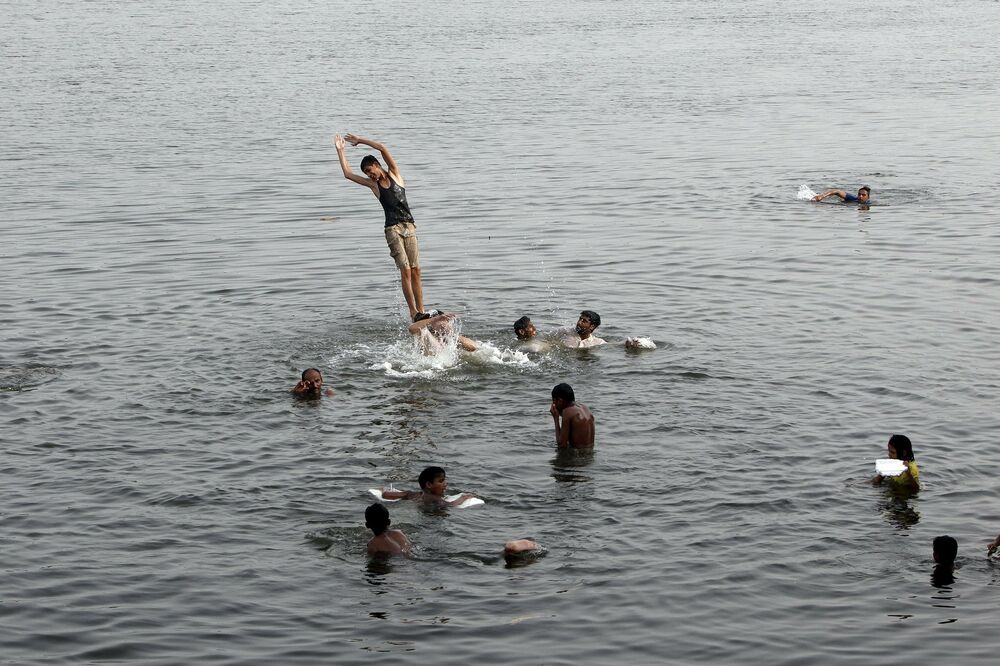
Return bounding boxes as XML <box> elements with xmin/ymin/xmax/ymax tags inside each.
<box><xmin>291</xmin><ymin>368</ymin><xmax>334</xmax><ymax>397</ymax></box>
<box><xmin>549</xmin><ymin>383</ymin><xmax>595</xmax><ymax>449</ymax></box>
<box><xmin>514</xmin><ymin>316</ymin><xmax>536</xmax><ymax>340</ymax></box>
<box><xmin>334</xmin><ymin>133</ymin><xmax>425</xmax><ymax>321</ymax></box>
<box><xmin>560</xmin><ymin>310</ymin><xmax>605</xmax><ymax>348</ymax></box>
<box><xmin>813</xmin><ymin>185</ymin><xmax>870</xmax><ymax>204</ymax></box>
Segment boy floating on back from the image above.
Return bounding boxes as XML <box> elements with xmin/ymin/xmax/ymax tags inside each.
<box><xmin>334</xmin><ymin>133</ymin><xmax>425</xmax><ymax>321</ymax></box>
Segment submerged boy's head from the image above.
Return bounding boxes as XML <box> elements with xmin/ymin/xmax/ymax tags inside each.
<box><xmin>365</xmin><ymin>503</ymin><xmax>390</xmax><ymax>535</ymax></box>
<box><xmin>858</xmin><ymin>186</ymin><xmax>871</xmax><ymax>202</ymax></box>
<box><xmin>887</xmin><ymin>434</ymin><xmax>914</xmax><ymax>461</ymax></box>
<box><xmin>551</xmin><ymin>383</ymin><xmax>575</xmax><ymax>411</ymax></box>
<box><xmin>514</xmin><ymin>316</ymin><xmax>536</xmax><ymax>339</ymax></box>
<box><xmin>933</xmin><ymin>535</ymin><xmax>958</xmax><ymax>566</ymax></box>
<box><xmin>418</xmin><ymin>466</ymin><xmax>447</xmax><ymax>495</ymax></box>
<box><xmin>360</xmin><ymin>155</ymin><xmax>385</xmax><ymax>179</ymax></box>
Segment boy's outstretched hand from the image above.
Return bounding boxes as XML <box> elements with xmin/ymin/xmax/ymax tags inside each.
<box><xmin>333</xmin><ymin>134</ymin><xmax>345</xmax><ymax>150</ymax></box>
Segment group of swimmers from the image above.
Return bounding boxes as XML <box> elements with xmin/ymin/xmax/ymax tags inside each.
<box><xmin>870</xmin><ymin>433</ymin><xmax>1000</xmax><ymax>583</ymax></box>
<box><xmin>326</xmin><ymin>134</ymin><xmax>998</xmax><ymax>571</ymax></box>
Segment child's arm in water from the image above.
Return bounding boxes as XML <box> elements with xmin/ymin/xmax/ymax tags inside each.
<box><xmin>457</xmin><ymin>335</ymin><xmax>477</xmax><ymax>352</ymax></box>
<box><xmin>381</xmin><ymin>489</ymin><xmax>421</xmax><ymax>500</ymax></box>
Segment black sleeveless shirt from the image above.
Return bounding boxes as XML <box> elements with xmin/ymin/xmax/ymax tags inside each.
<box><xmin>377</xmin><ymin>176</ymin><xmax>415</xmax><ymax>228</ymax></box>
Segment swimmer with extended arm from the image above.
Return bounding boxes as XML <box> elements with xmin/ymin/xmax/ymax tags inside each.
<box><xmin>381</xmin><ymin>466</ymin><xmax>479</xmax><ymax>507</ymax></box>
<box><xmin>813</xmin><ymin>185</ymin><xmax>871</xmax><ymax>203</ymax></box>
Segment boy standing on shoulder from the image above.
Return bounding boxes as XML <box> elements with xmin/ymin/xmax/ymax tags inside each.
<box><xmin>334</xmin><ymin>133</ymin><xmax>425</xmax><ymax>321</ymax></box>
<box><xmin>549</xmin><ymin>383</ymin><xmax>595</xmax><ymax>449</ymax></box>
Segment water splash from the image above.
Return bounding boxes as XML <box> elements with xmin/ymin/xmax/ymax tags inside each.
<box><xmin>797</xmin><ymin>184</ymin><xmax>817</xmax><ymax>200</ymax></box>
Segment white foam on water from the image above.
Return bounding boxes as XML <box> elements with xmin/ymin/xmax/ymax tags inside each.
<box><xmin>332</xmin><ymin>323</ymin><xmax>537</xmax><ymax>379</ymax></box>
<box><xmin>625</xmin><ymin>336</ymin><xmax>657</xmax><ymax>350</ymax></box>
<box><xmin>797</xmin><ymin>184</ymin><xmax>818</xmax><ymax>200</ymax></box>
<box><xmin>464</xmin><ymin>341</ymin><xmax>536</xmax><ymax>368</ymax></box>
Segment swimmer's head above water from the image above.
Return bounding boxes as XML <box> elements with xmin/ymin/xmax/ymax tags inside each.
<box><xmin>365</xmin><ymin>503</ymin><xmax>391</xmax><ymax>535</ymax></box>
<box><xmin>575</xmin><ymin>310</ymin><xmax>601</xmax><ymax>339</ymax></box>
<box><xmin>418</xmin><ymin>466</ymin><xmax>448</xmax><ymax>495</ymax></box>
<box><xmin>857</xmin><ymin>186</ymin><xmax>871</xmax><ymax>203</ymax></box>
<box><xmin>514</xmin><ymin>316</ymin><xmax>536</xmax><ymax>340</ymax></box>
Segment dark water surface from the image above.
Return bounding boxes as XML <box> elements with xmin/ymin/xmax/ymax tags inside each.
<box><xmin>4</xmin><ymin>0</ymin><xmax>1000</xmax><ymax>663</ymax></box>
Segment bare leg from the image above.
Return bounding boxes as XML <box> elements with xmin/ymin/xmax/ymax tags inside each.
<box><xmin>399</xmin><ymin>267</ymin><xmax>418</xmax><ymax>320</ymax></box>
<box><xmin>410</xmin><ymin>266</ymin><xmax>424</xmax><ymax>315</ymax></box>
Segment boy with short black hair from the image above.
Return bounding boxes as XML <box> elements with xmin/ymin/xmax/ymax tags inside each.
<box><xmin>514</xmin><ymin>316</ymin><xmax>536</xmax><ymax>340</ymax></box>
<box><xmin>550</xmin><ymin>383</ymin><xmax>595</xmax><ymax>449</ymax></box>
<box><xmin>934</xmin><ymin>535</ymin><xmax>958</xmax><ymax>567</ymax></box>
<box><xmin>381</xmin><ymin>466</ymin><xmax>479</xmax><ymax>506</ymax></box>
<box><xmin>365</xmin><ymin>503</ymin><xmax>412</xmax><ymax>557</ymax></box>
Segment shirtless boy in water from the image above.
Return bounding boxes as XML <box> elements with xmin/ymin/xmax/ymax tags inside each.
<box><xmin>549</xmin><ymin>383</ymin><xmax>595</xmax><ymax>449</ymax></box>
<box><xmin>408</xmin><ymin>311</ymin><xmax>478</xmax><ymax>354</ymax></box>
<box><xmin>365</xmin><ymin>503</ymin><xmax>412</xmax><ymax>557</ymax></box>
<box><xmin>381</xmin><ymin>466</ymin><xmax>479</xmax><ymax>507</ymax></box>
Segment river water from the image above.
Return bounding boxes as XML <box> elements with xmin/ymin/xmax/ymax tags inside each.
<box><xmin>3</xmin><ymin>0</ymin><xmax>1000</xmax><ymax>663</ymax></box>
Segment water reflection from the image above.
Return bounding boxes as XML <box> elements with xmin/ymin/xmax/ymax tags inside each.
<box><xmin>551</xmin><ymin>448</ymin><xmax>595</xmax><ymax>483</ymax></box>
<box><xmin>365</xmin><ymin>559</ymin><xmax>394</xmax><ymax>581</ymax></box>
<box><xmin>930</xmin><ymin>564</ymin><xmax>956</xmax><ymax>590</ymax></box>
<box><xmin>877</xmin><ymin>487</ymin><xmax>920</xmax><ymax>530</ymax></box>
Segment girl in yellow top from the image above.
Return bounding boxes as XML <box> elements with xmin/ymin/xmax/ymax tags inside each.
<box><xmin>873</xmin><ymin>434</ymin><xmax>920</xmax><ymax>490</ymax></box>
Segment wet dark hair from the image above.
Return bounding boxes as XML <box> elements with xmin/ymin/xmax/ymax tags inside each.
<box><xmin>413</xmin><ymin>312</ymin><xmax>432</xmax><ymax>322</ymax></box>
<box><xmin>889</xmin><ymin>434</ymin><xmax>914</xmax><ymax>461</ymax></box>
<box><xmin>933</xmin><ymin>535</ymin><xmax>957</xmax><ymax>566</ymax></box>
<box><xmin>859</xmin><ymin>186</ymin><xmax>871</xmax><ymax>195</ymax></box>
<box><xmin>418</xmin><ymin>466</ymin><xmax>446</xmax><ymax>489</ymax></box>
<box><xmin>580</xmin><ymin>310</ymin><xmax>601</xmax><ymax>328</ymax></box>
<box><xmin>365</xmin><ymin>503</ymin><xmax>390</xmax><ymax>535</ymax></box>
<box><xmin>552</xmin><ymin>383</ymin><xmax>575</xmax><ymax>403</ymax></box>
<box><xmin>360</xmin><ymin>155</ymin><xmax>380</xmax><ymax>172</ymax></box>
<box><xmin>301</xmin><ymin>367</ymin><xmax>322</xmax><ymax>381</ymax></box>
<box><xmin>514</xmin><ymin>316</ymin><xmax>532</xmax><ymax>337</ymax></box>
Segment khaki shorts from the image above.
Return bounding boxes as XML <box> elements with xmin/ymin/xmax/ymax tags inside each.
<box><xmin>385</xmin><ymin>222</ymin><xmax>420</xmax><ymax>270</ymax></box>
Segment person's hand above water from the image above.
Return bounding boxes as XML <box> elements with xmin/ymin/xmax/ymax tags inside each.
<box><xmin>549</xmin><ymin>402</ymin><xmax>560</xmax><ymax>419</ymax></box>
<box><xmin>988</xmin><ymin>534</ymin><xmax>1000</xmax><ymax>557</ymax></box>
<box><xmin>333</xmin><ymin>134</ymin><xmax>345</xmax><ymax>151</ymax></box>
<box><xmin>344</xmin><ymin>133</ymin><xmax>362</xmax><ymax>146</ymax></box>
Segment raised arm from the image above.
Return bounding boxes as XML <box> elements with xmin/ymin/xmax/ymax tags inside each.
<box><xmin>345</xmin><ymin>134</ymin><xmax>402</xmax><ymax>183</ymax></box>
<box><xmin>333</xmin><ymin>134</ymin><xmax>377</xmax><ymax>194</ymax></box>
<box><xmin>812</xmin><ymin>189</ymin><xmax>847</xmax><ymax>202</ymax></box>
<box><xmin>408</xmin><ymin>313</ymin><xmax>455</xmax><ymax>335</ymax></box>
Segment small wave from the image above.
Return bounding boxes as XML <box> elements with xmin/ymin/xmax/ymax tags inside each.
<box><xmin>797</xmin><ymin>184</ymin><xmax>817</xmax><ymax>200</ymax></box>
